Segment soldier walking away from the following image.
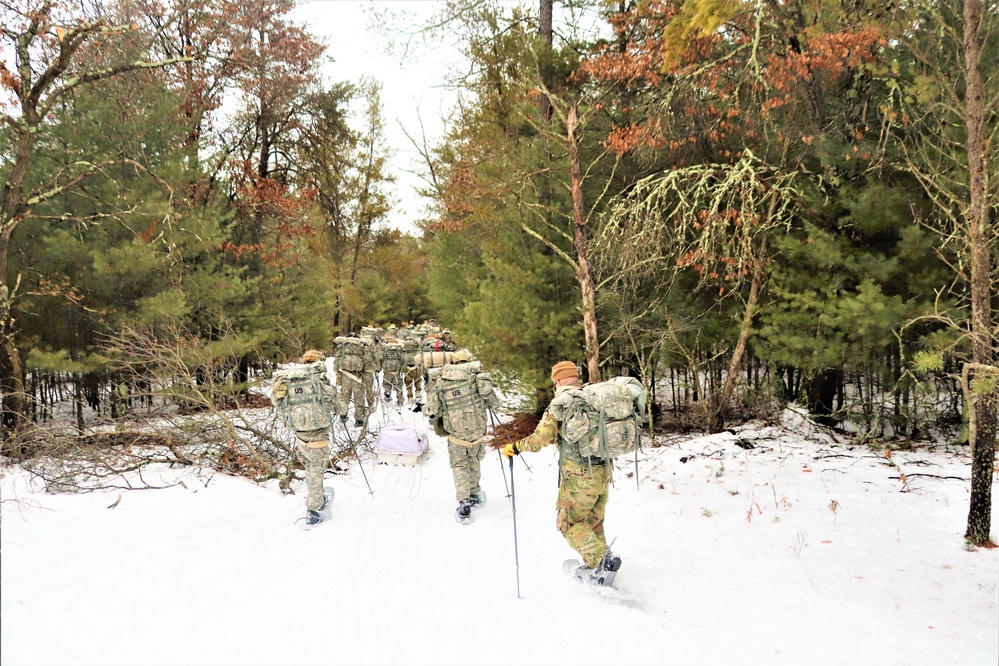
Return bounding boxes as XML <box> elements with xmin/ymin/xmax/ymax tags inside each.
<box><xmin>271</xmin><ymin>349</ymin><xmax>347</xmax><ymax>527</ymax></box>
<box><xmin>334</xmin><ymin>332</ymin><xmax>378</xmax><ymax>427</ymax></box>
<box><xmin>380</xmin><ymin>329</ymin><xmax>406</xmax><ymax>405</ymax></box>
<box><xmin>401</xmin><ymin>335</ymin><xmax>424</xmax><ymax>409</ymax></box>
<box><xmin>503</xmin><ymin>361</ymin><xmax>634</xmax><ymax>586</ymax></box>
<box><xmin>425</xmin><ymin>350</ymin><xmax>501</xmax><ymax>524</ymax></box>
<box><xmin>440</xmin><ymin>329</ymin><xmax>459</xmax><ymax>352</ymax></box>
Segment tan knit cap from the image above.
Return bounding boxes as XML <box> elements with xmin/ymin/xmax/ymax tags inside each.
<box><xmin>550</xmin><ymin>361</ymin><xmax>578</xmax><ymax>383</ymax></box>
<box><xmin>301</xmin><ymin>349</ymin><xmax>324</xmax><ymax>362</ymax></box>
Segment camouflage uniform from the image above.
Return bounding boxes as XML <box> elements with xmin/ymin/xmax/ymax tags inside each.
<box><xmin>402</xmin><ymin>338</ymin><xmax>423</xmax><ymax>404</ymax></box>
<box><xmin>426</xmin><ymin>360</ymin><xmax>501</xmax><ymax>504</ymax></box>
<box><xmin>447</xmin><ymin>440</ymin><xmax>487</xmax><ymax>503</ymax></box>
<box><xmin>339</xmin><ymin>372</ymin><xmax>367</xmax><ymax>421</ymax></box>
<box><xmin>440</xmin><ymin>330</ymin><xmax>459</xmax><ymax>352</ymax></box>
<box><xmin>380</xmin><ymin>342</ymin><xmax>406</xmax><ymax>404</ymax></box>
<box><xmin>365</xmin><ymin>338</ymin><xmax>381</xmax><ymax>412</ymax></box>
<box><xmin>514</xmin><ymin>379</ymin><xmax>613</xmax><ymax>569</ymax></box>
<box><xmin>271</xmin><ymin>360</ymin><xmax>346</xmax><ymax>512</ymax></box>
<box><xmin>335</xmin><ymin>337</ymin><xmax>378</xmax><ymax>422</ymax></box>
<box><xmin>296</xmin><ymin>433</ymin><xmax>332</xmax><ymax>511</ymax></box>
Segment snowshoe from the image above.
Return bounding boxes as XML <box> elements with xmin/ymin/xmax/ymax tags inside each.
<box><xmin>319</xmin><ymin>486</ymin><xmax>334</xmax><ymax>515</ymax></box>
<box><xmin>296</xmin><ymin>486</ymin><xmax>334</xmax><ymax>530</ymax></box>
<box><xmin>562</xmin><ymin>559</ymin><xmax>641</xmax><ymax>608</ymax></box>
<box><xmin>296</xmin><ymin>509</ymin><xmax>325</xmax><ymax>531</ymax></box>
<box><xmin>598</xmin><ymin>550</ymin><xmax>621</xmax><ymax>573</ymax></box>
<box><xmin>562</xmin><ymin>556</ymin><xmax>620</xmax><ymax>587</ymax></box>
<box><xmin>455</xmin><ymin>499</ymin><xmax>474</xmax><ymax>525</ymax></box>
<box><xmin>468</xmin><ymin>490</ymin><xmax>486</xmax><ymax>510</ymax></box>
<box><xmin>563</xmin><ymin>558</ymin><xmax>591</xmax><ymax>580</ymax></box>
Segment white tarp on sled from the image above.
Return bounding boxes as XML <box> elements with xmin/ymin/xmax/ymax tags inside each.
<box><xmin>374</xmin><ymin>423</ymin><xmax>429</xmax><ymax>465</ymax></box>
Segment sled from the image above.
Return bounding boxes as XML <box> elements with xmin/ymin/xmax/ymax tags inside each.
<box><xmin>373</xmin><ymin>423</ymin><xmax>430</xmax><ymax>465</ymax></box>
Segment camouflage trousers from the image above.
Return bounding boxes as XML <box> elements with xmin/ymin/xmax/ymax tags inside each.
<box><xmin>403</xmin><ymin>365</ymin><xmax>423</xmax><ymax>403</ymax></box>
<box><xmin>382</xmin><ymin>370</ymin><xmax>404</xmax><ymax>402</ymax></box>
<box><xmin>296</xmin><ymin>436</ymin><xmax>329</xmax><ymax>511</ymax></box>
<box><xmin>447</xmin><ymin>440</ymin><xmax>486</xmax><ymax>502</ymax></box>
<box><xmin>339</xmin><ymin>373</ymin><xmax>370</xmax><ymax>421</ymax></box>
<box><xmin>556</xmin><ymin>459</ymin><xmax>612</xmax><ymax>569</ymax></box>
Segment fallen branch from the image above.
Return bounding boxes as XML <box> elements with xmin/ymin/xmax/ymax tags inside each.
<box><xmin>890</xmin><ymin>473</ymin><xmax>968</xmax><ymax>482</ymax></box>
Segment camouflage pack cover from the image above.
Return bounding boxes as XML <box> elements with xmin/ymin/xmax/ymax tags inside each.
<box><xmin>429</xmin><ymin>362</ymin><xmax>493</xmax><ymax>443</ymax></box>
<box><xmin>381</xmin><ymin>343</ymin><xmax>405</xmax><ymax>373</ymax></box>
<box><xmin>549</xmin><ymin>376</ymin><xmax>647</xmax><ymax>459</ymax></box>
<box><xmin>440</xmin><ymin>360</ymin><xmax>481</xmax><ymax>379</ymax></box>
<box><xmin>334</xmin><ymin>336</ymin><xmax>368</xmax><ymax>372</ymax></box>
<box><xmin>272</xmin><ymin>362</ymin><xmax>333</xmax><ymax>434</ymax></box>
<box><xmin>401</xmin><ymin>337</ymin><xmax>419</xmax><ymax>358</ymax></box>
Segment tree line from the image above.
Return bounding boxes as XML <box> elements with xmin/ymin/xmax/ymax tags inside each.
<box><xmin>1</xmin><ymin>0</ymin><xmax>432</xmax><ymax>434</ymax></box>
<box><xmin>411</xmin><ymin>0</ymin><xmax>996</xmax><ymax>545</ymax></box>
<box><xmin>1</xmin><ymin>0</ymin><xmax>995</xmax><ymax>544</ymax></box>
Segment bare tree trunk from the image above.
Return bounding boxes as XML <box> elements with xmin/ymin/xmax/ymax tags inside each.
<box><xmin>711</xmin><ymin>236</ymin><xmax>767</xmax><ymax>431</ymax></box>
<box><xmin>567</xmin><ymin>106</ymin><xmax>601</xmax><ymax>383</ymax></box>
<box><xmin>962</xmin><ymin>0</ymin><xmax>996</xmax><ymax>546</ymax></box>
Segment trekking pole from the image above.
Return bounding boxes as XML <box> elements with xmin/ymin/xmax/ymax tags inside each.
<box><xmin>350</xmin><ymin>436</ymin><xmax>374</xmax><ymax>497</ymax></box>
<box><xmin>487</xmin><ymin>411</ymin><xmax>511</xmax><ymax>499</ymax></box>
<box><xmin>489</xmin><ymin>409</ymin><xmax>532</xmax><ymax>473</ymax></box>
<box><xmin>335</xmin><ymin>416</ymin><xmax>374</xmax><ymax>497</ymax></box>
<box><xmin>508</xmin><ymin>453</ymin><xmax>522</xmax><ymax>599</ymax></box>
<box><xmin>634</xmin><ymin>448</ymin><xmax>640</xmax><ymax>491</ymax></box>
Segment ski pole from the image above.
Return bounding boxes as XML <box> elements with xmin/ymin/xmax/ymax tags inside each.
<box><xmin>634</xmin><ymin>448</ymin><xmax>640</xmax><ymax>491</ymax></box>
<box><xmin>349</xmin><ymin>436</ymin><xmax>374</xmax><ymax>497</ymax></box>
<box><xmin>489</xmin><ymin>409</ymin><xmax>532</xmax><ymax>473</ymax></box>
<box><xmin>487</xmin><ymin>411</ymin><xmax>510</xmax><ymax>498</ymax></box>
<box><xmin>509</xmin><ymin>453</ymin><xmax>522</xmax><ymax>599</ymax></box>
<box><xmin>335</xmin><ymin>416</ymin><xmax>374</xmax><ymax>497</ymax></box>
<box><xmin>497</xmin><ymin>450</ymin><xmax>511</xmax><ymax>499</ymax></box>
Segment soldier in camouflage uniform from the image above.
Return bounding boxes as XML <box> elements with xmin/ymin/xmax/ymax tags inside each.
<box><xmin>440</xmin><ymin>329</ymin><xmax>459</xmax><ymax>352</ymax></box>
<box><xmin>426</xmin><ymin>350</ymin><xmax>501</xmax><ymax>522</ymax></box>
<box><xmin>380</xmin><ymin>327</ymin><xmax>406</xmax><ymax>405</ymax></box>
<box><xmin>401</xmin><ymin>335</ymin><xmax>424</xmax><ymax>408</ymax></box>
<box><xmin>503</xmin><ymin>360</ymin><xmax>622</xmax><ymax>579</ymax></box>
<box><xmin>271</xmin><ymin>349</ymin><xmax>347</xmax><ymax>525</ymax></box>
<box><xmin>335</xmin><ymin>333</ymin><xmax>378</xmax><ymax>427</ymax></box>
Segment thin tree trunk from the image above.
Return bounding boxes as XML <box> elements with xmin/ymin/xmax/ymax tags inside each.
<box><xmin>566</xmin><ymin>105</ymin><xmax>601</xmax><ymax>383</ymax></box>
<box><xmin>962</xmin><ymin>0</ymin><xmax>996</xmax><ymax>546</ymax></box>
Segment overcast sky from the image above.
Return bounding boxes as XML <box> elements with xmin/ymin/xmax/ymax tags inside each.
<box><xmin>289</xmin><ymin>0</ymin><xmax>462</xmax><ymax>235</ymax></box>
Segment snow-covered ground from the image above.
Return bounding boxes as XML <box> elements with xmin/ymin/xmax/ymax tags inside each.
<box><xmin>2</xmin><ymin>405</ymin><xmax>997</xmax><ymax>666</ymax></box>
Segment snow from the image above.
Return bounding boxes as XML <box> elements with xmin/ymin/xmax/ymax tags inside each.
<box><xmin>2</xmin><ymin>404</ymin><xmax>997</xmax><ymax>666</ymax></box>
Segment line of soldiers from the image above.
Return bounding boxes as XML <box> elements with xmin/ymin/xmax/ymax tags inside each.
<box><xmin>330</xmin><ymin>321</ymin><xmax>460</xmax><ymax>426</ymax></box>
<box><xmin>273</xmin><ymin>344</ymin><xmax>625</xmax><ymax>586</ymax></box>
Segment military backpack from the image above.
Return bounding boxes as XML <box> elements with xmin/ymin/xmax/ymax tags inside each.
<box><xmin>548</xmin><ymin>376</ymin><xmax>647</xmax><ymax>460</ymax></box>
<box><xmin>428</xmin><ymin>361</ymin><xmax>497</xmax><ymax>443</ymax></box>
<box><xmin>334</xmin><ymin>336</ymin><xmax>367</xmax><ymax>373</ymax></box>
<box><xmin>272</xmin><ymin>362</ymin><xmax>333</xmax><ymax>434</ymax></box>
<box><xmin>381</xmin><ymin>343</ymin><xmax>405</xmax><ymax>373</ymax></box>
